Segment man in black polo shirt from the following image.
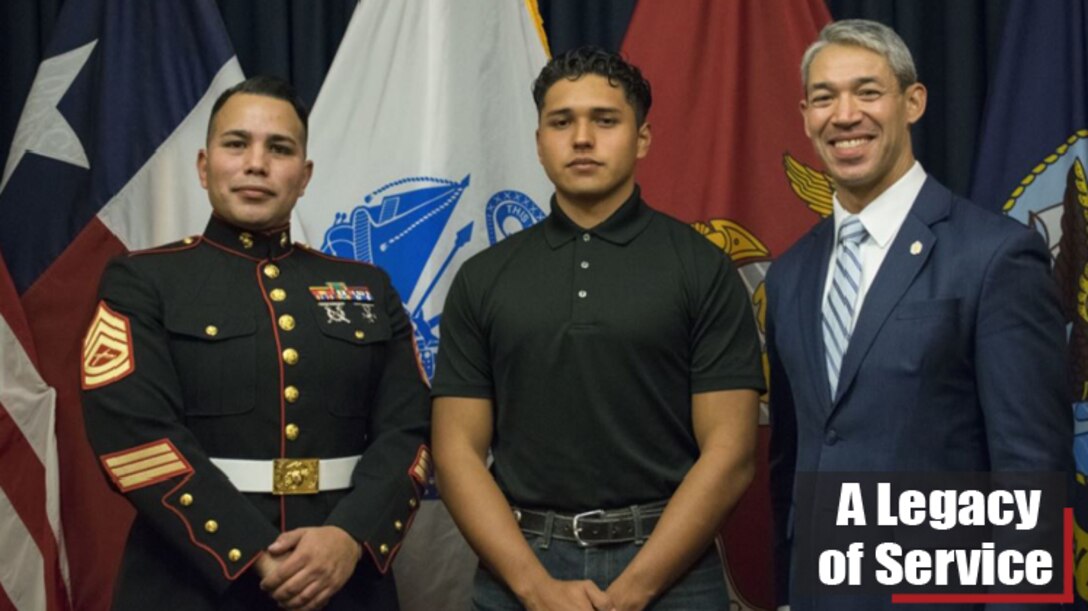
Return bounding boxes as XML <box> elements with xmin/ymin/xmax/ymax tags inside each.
<box><xmin>432</xmin><ymin>47</ymin><xmax>764</xmax><ymax>610</ymax></box>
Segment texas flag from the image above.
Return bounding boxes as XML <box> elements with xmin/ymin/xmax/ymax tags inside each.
<box><xmin>0</xmin><ymin>0</ymin><xmax>243</xmax><ymax>608</ymax></box>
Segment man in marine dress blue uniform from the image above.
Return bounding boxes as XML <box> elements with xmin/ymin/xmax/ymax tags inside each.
<box><xmin>766</xmin><ymin>20</ymin><xmax>1070</xmax><ymax>611</ymax></box>
<box><xmin>432</xmin><ymin>47</ymin><xmax>765</xmax><ymax>610</ymax></box>
<box><xmin>81</xmin><ymin>76</ymin><xmax>431</xmax><ymax>610</ymax></box>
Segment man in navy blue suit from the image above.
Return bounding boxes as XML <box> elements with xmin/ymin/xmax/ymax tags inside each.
<box><xmin>767</xmin><ymin>19</ymin><xmax>1070</xmax><ymax>610</ymax></box>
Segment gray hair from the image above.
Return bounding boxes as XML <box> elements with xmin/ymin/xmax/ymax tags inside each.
<box><xmin>801</xmin><ymin>19</ymin><xmax>918</xmax><ymax>91</ymax></box>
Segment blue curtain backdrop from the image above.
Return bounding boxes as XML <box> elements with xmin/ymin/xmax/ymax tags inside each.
<box><xmin>1</xmin><ymin>0</ymin><xmax>1010</xmax><ymax>205</ymax></box>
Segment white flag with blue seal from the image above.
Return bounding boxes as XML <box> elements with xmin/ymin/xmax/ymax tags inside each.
<box><xmin>297</xmin><ymin>0</ymin><xmax>552</xmax><ymax>608</ymax></box>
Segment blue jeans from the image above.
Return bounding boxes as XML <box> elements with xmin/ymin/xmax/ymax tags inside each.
<box><xmin>471</xmin><ymin>534</ymin><xmax>730</xmax><ymax>610</ymax></box>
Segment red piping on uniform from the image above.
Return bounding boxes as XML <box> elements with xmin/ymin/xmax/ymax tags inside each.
<box><xmin>363</xmin><ymin>463</ymin><xmax>428</xmax><ymax>574</ymax></box>
<box><xmin>201</xmin><ymin>233</ymin><xmax>295</xmax><ymax>262</ymax></box>
<box><xmin>202</xmin><ymin>238</ymin><xmax>265</xmax><ymax>262</ymax></box>
<box><xmin>271</xmin><ymin>246</ymin><xmax>295</xmax><ymax>261</ymax></box>
<box><xmin>255</xmin><ymin>259</ymin><xmax>290</xmax><ymax>531</ymax></box>
<box><xmin>128</xmin><ymin>237</ymin><xmax>203</xmax><ymax>257</ymax></box>
<box><xmin>363</xmin><ymin>501</ymin><xmax>420</xmax><ymax>575</ymax></box>
<box><xmin>160</xmin><ymin>473</ymin><xmax>259</xmax><ymax>581</ymax></box>
<box><xmin>255</xmin><ymin>221</ymin><xmax>290</xmax><ymax>236</ymax></box>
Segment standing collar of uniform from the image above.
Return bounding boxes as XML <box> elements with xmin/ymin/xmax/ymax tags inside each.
<box><xmin>832</xmin><ymin>161</ymin><xmax>926</xmax><ymax>249</ymax></box>
<box><xmin>543</xmin><ymin>186</ymin><xmax>653</xmax><ymax>248</ymax></box>
<box><xmin>202</xmin><ymin>214</ymin><xmax>294</xmax><ymax>260</ymax></box>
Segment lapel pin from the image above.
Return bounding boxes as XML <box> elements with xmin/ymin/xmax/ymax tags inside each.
<box><xmin>910</xmin><ymin>241</ymin><xmax>923</xmax><ymax>255</ymax></box>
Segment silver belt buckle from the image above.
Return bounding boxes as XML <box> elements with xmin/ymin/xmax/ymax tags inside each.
<box><xmin>571</xmin><ymin>509</ymin><xmax>605</xmax><ymax>547</ymax></box>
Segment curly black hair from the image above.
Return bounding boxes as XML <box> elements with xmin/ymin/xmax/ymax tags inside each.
<box><xmin>532</xmin><ymin>46</ymin><xmax>652</xmax><ymax>126</ymax></box>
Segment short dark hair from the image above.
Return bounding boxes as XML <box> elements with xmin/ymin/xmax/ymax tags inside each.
<box><xmin>532</xmin><ymin>46</ymin><xmax>652</xmax><ymax>126</ymax></box>
<box><xmin>207</xmin><ymin>75</ymin><xmax>309</xmax><ymax>146</ymax></box>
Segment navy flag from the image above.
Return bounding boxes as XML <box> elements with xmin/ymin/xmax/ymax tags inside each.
<box><xmin>970</xmin><ymin>0</ymin><xmax>1087</xmax><ymax>606</ymax></box>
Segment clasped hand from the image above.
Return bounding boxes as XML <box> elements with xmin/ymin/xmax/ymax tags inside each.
<box><xmin>256</xmin><ymin>525</ymin><xmax>362</xmax><ymax>611</ymax></box>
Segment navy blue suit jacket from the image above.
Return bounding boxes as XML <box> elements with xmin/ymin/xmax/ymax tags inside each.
<box><xmin>766</xmin><ymin>177</ymin><xmax>1071</xmax><ymax>610</ymax></box>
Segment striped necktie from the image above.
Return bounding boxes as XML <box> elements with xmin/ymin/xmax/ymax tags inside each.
<box><xmin>823</xmin><ymin>215</ymin><xmax>868</xmax><ymax>398</ymax></box>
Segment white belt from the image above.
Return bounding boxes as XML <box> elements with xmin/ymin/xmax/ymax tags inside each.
<box><xmin>210</xmin><ymin>455</ymin><xmax>361</xmax><ymax>495</ymax></box>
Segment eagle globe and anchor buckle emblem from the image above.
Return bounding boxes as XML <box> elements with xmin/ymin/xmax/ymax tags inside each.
<box><xmin>320</xmin><ymin>175</ymin><xmax>545</xmax><ymax>384</ymax></box>
<box><xmin>273</xmin><ymin>458</ymin><xmax>319</xmax><ymax>495</ymax></box>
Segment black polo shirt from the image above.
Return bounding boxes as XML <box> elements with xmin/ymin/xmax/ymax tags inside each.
<box><xmin>432</xmin><ymin>187</ymin><xmax>764</xmax><ymax>511</ymax></box>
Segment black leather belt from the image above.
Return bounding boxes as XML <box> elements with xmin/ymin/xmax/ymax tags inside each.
<box><xmin>513</xmin><ymin>501</ymin><xmax>667</xmax><ymax>546</ymax></box>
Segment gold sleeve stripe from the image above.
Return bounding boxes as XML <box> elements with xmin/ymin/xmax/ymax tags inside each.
<box><xmin>409</xmin><ymin>446</ymin><xmax>432</xmax><ymax>486</ymax></box>
<box><xmin>100</xmin><ymin>438</ymin><xmax>192</xmax><ymax>493</ymax></box>
<box><xmin>104</xmin><ymin>442</ymin><xmax>172</xmax><ymax>468</ymax></box>
<box><xmin>81</xmin><ymin>301</ymin><xmax>136</xmax><ymax>389</ymax></box>
<box><xmin>109</xmin><ymin>451</ymin><xmax>180</xmax><ymax>476</ymax></box>
<box><xmin>117</xmin><ymin>461</ymin><xmax>190</xmax><ymax>490</ymax></box>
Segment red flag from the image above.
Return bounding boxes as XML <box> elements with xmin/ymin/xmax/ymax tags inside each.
<box><xmin>622</xmin><ymin>2</ymin><xmax>831</xmax><ymax>608</ymax></box>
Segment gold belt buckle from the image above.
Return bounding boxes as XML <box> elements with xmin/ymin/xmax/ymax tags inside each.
<box><xmin>273</xmin><ymin>458</ymin><xmax>319</xmax><ymax>495</ymax></box>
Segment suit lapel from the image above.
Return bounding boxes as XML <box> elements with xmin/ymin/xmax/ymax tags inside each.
<box><xmin>831</xmin><ymin>178</ymin><xmax>952</xmax><ymax>408</ymax></box>
<box><xmin>797</xmin><ymin>219</ymin><xmax>835</xmax><ymax>411</ymax></box>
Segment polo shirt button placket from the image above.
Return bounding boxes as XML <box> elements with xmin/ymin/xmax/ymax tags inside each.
<box><xmin>574</xmin><ymin>233</ymin><xmax>593</xmax><ymax>320</ymax></box>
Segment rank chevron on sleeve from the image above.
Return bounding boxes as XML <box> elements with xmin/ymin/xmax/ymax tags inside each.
<box><xmin>81</xmin><ymin>301</ymin><xmax>135</xmax><ymax>389</ymax></box>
